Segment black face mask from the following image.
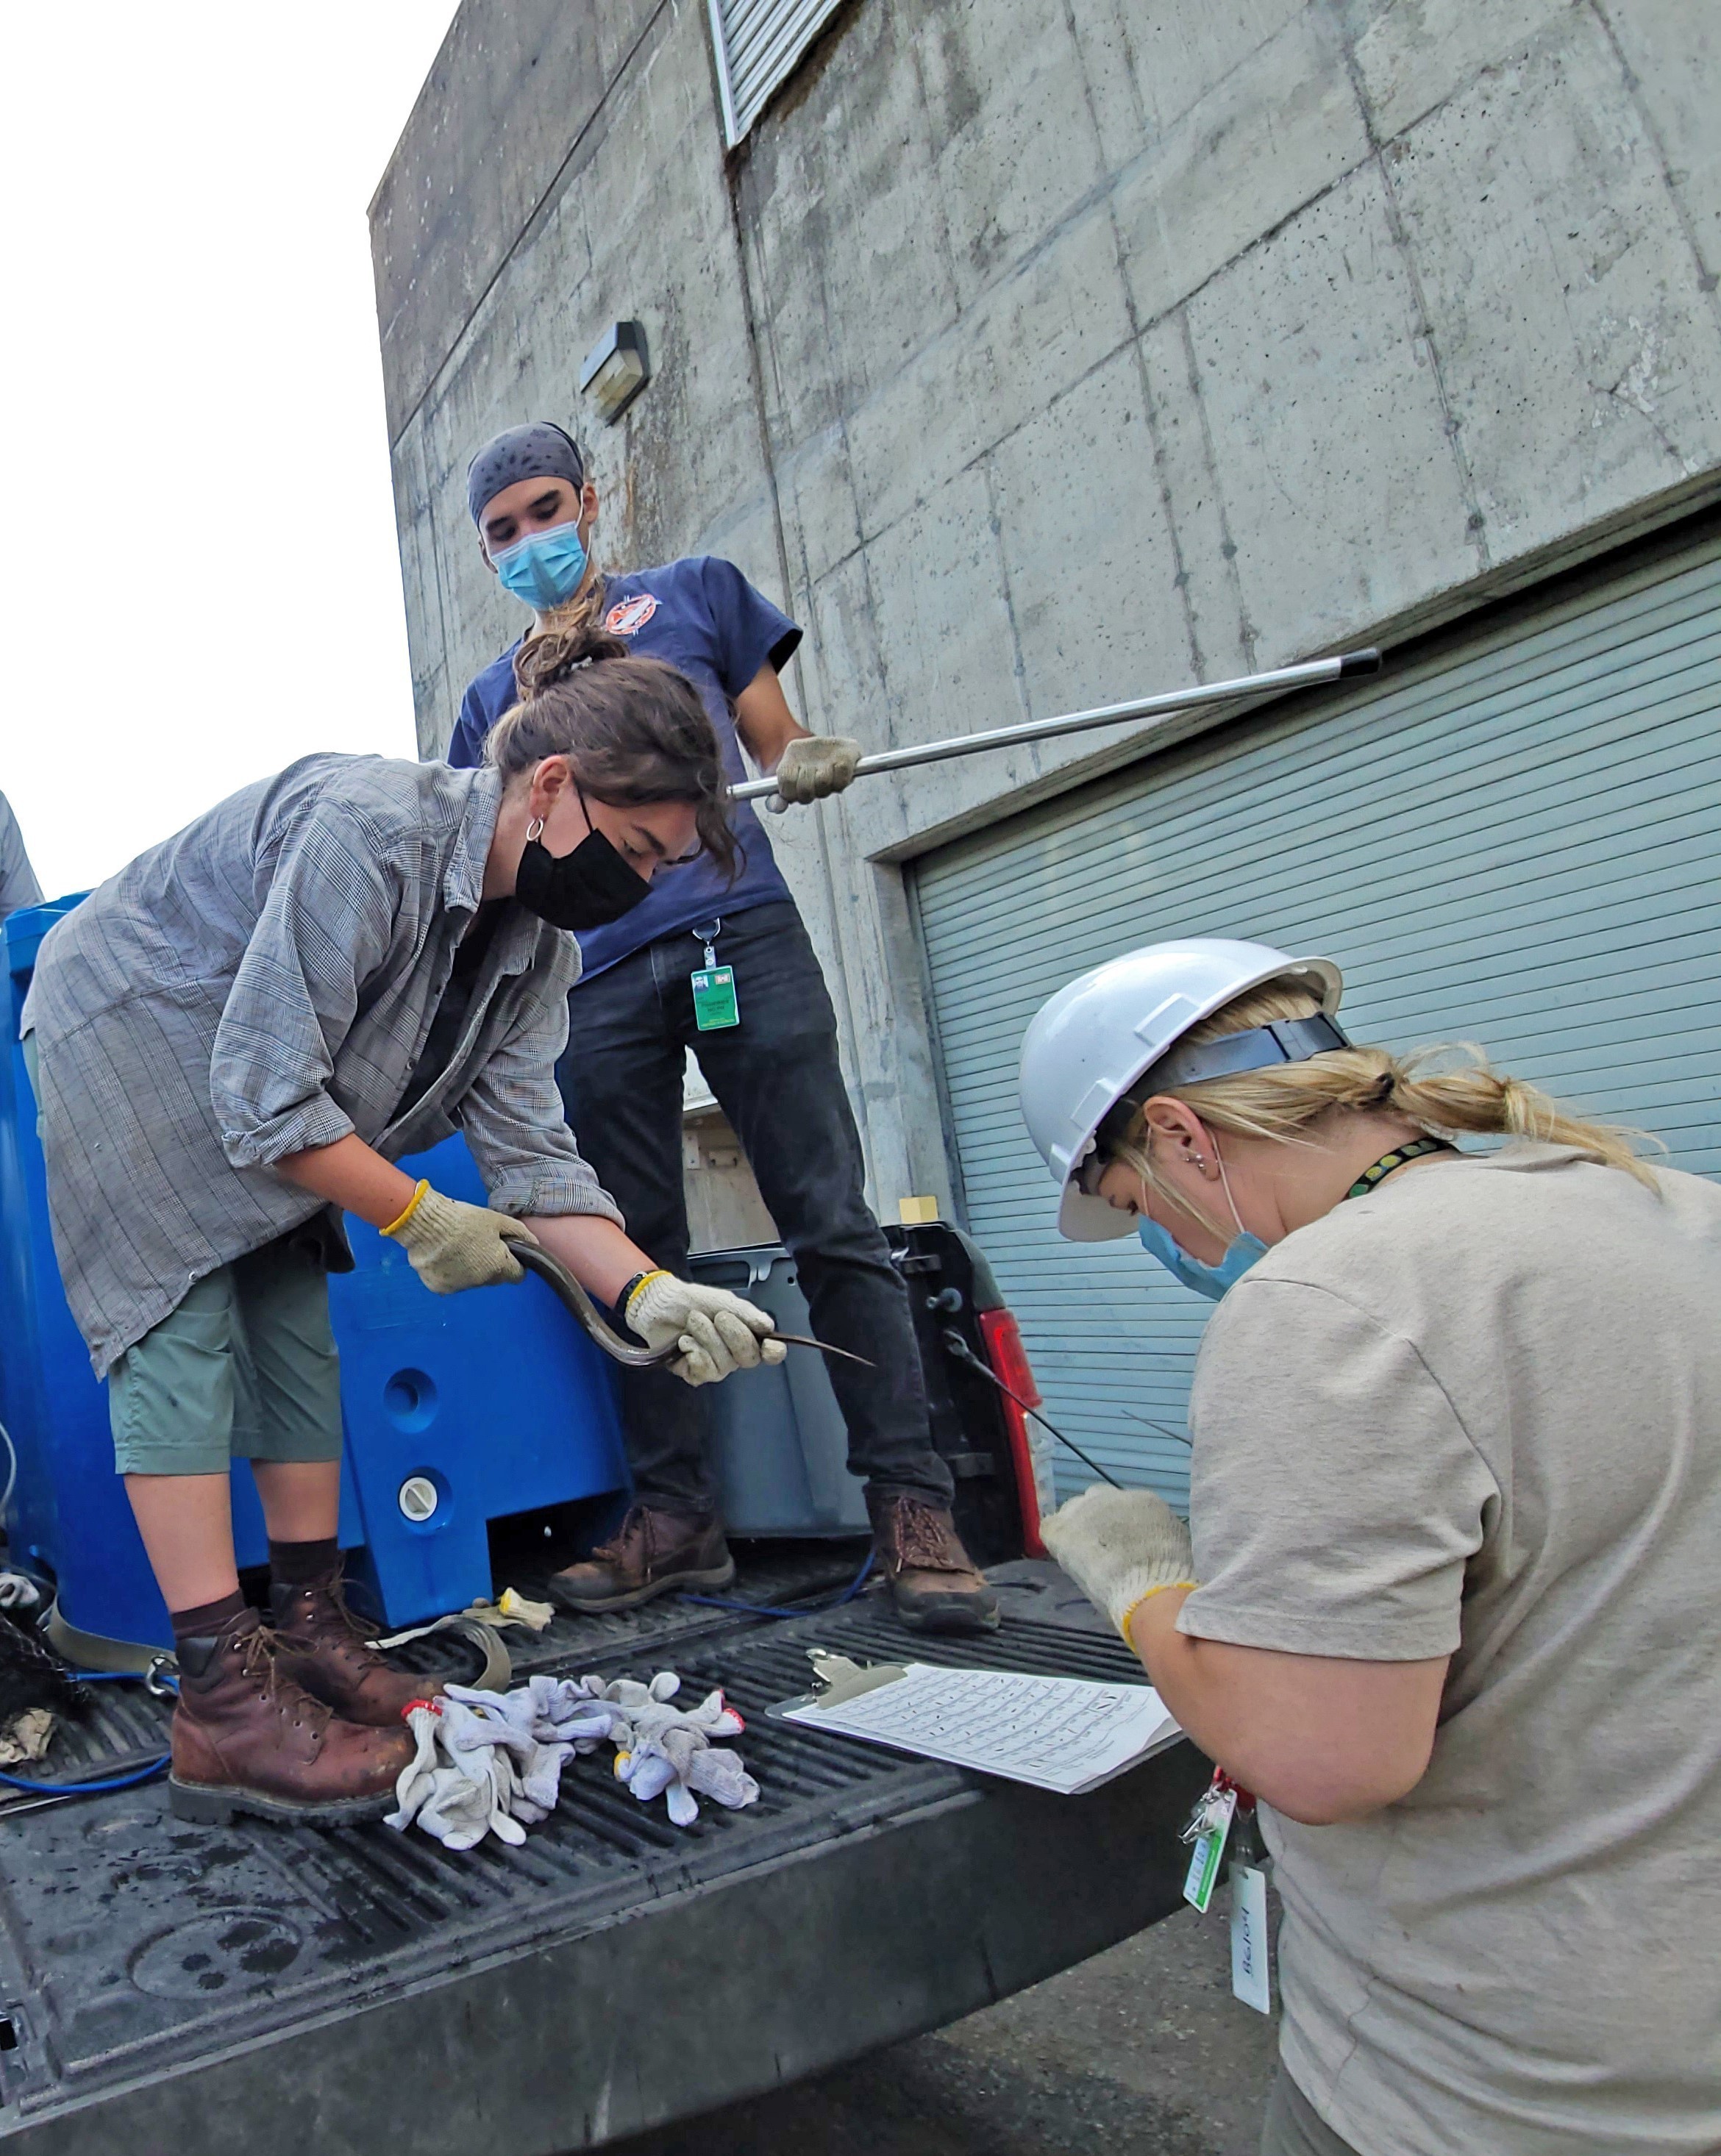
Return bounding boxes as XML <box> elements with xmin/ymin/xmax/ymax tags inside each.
<box><xmin>514</xmin><ymin>793</ymin><xmax>653</xmax><ymax>931</ymax></box>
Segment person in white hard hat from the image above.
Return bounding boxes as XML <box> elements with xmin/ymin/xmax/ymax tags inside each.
<box><xmin>1021</xmin><ymin>939</ymin><xmax>1721</xmax><ymax>2156</ymax></box>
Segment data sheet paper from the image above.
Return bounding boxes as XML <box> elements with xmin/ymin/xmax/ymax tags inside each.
<box><xmin>783</xmin><ymin>1663</ymin><xmax>1181</xmax><ymax>1795</ymax></box>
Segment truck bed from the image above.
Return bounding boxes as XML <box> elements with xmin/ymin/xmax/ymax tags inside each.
<box><xmin>0</xmin><ymin>1558</ymin><xmax>1205</xmax><ymax>2154</ymax></box>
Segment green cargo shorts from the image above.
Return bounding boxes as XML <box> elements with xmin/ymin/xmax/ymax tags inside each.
<box><xmin>107</xmin><ymin>1232</ymin><xmax>344</xmax><ymax>1478</ymax></box>
<box><xmin>21</xmin><ymin>1036</ymin><xmax>344</xmax><ymax>1478</ymax></box>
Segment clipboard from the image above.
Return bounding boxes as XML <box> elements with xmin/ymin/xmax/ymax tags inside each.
<box><xmin>772</xmin><ymin>1652</ymin><xmax>1183</xmax><ymax>1796</ymax></box>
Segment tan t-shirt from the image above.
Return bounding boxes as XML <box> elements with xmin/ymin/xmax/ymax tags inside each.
<box><xmin>1180</xmin><ymin>1142</ymin><xmax>1721</xmax><ymax>2156</ymax></box>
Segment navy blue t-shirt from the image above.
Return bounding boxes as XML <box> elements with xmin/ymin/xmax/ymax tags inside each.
<box><xmin>447</xmin><ymin>557</ymin><xmax>801</xmax><ymax>977</ymax></box>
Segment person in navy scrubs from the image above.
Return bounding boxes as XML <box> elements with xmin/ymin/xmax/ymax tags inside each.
<box><xmin>451</xmin><ymin>421</ymin><xmax>997</xmax><ymax>1635</ymax></box>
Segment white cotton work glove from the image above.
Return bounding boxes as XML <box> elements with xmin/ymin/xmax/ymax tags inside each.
<box><xmin>772</xmin><ymin>735</ymin><xmax>863</xmax><ymax>806</ymax></box>
<box><xmin>1040</xmin><ymin>1485</ymin><xmax>1197</xmax><ymax>1643</ymax></box>
<box><xmin>382</xmin><ymin>1179</ymin><xmax>535</xmax><ymax>1294</ymax></box>
<box><xmin>623</xmin><ymin>1272</ymin><xmax>788</xmax><ymax>1387</ymax></box>
<box><xmin>388</xmin><ymin>1704</ymin><xmax>507</xmax><ymax>1851</ymax></box>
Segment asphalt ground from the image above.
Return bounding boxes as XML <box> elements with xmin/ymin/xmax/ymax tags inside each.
<box><xmin>608</xmin><ymin>1898</ymin><xmax>1280</xmax><ymax>2156</ymax></box>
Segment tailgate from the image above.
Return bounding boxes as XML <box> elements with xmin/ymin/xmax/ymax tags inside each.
<box><xmin>0</xmin><ymin>1564</ymin><xmax>1205</xmax><ymax>2153</ymax></box>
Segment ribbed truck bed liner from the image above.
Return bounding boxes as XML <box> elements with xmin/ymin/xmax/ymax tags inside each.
<box><xmin>0</xmin><ymin>1563</ymin><xmax>1205</xmax><ymax>2152</ymax></box>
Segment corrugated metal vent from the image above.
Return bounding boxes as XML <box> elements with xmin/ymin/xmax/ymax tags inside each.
<box><xmin>708</xmin><ymin>0</ymin><xmax>847</xmax><ymax>146</ymax></box>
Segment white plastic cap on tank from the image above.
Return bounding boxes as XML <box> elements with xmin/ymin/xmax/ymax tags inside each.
<box><xmin>1018</xmin><ymin>938</ymin><xmax>1343</xmax><ymax>1243</ymax></box>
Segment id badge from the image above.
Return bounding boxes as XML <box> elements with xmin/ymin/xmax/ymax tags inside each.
<box><xmin>1181</xmin><ymin>1784</ymin><xmax>1236</xmax><ymax>1913</ymax></box>
<box><xmin>692</xmin><ymin>966</ymin><xmax>738</xmax><ymax>1031</ymax></box>
<box><xmin>691</xmin><ymin>922</ymin><xmax>740</xmax><ymax>1032</ymax></box>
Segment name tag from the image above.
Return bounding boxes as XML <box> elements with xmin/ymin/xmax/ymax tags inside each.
<box><xmin>1230</xmin><ymin>1863</ymin><xmax>1272</xmax><ymax>2013</ymax></box>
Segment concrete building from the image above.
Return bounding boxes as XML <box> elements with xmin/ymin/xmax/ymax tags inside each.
<box><xmin>371</xmin><ymin>0</ymin><xmax>1721</xmax><ymax>1499</ymax></box>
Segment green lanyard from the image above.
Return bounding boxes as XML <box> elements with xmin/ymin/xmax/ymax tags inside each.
<box><xmin>1341</xmin><ymin>1135</ymin><xmax>1455</xmax><ymax>1202</ymax></box>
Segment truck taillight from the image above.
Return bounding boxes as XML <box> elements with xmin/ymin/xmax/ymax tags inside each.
<box><xmin>977</xmin><ymin>1308</ymin><xmax>1052</xmax><ymax>1558</ymax></box>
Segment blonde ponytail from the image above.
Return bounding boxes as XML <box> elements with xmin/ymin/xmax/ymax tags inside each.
<box><xmin>530</xmin><ymin>572</ymin><xmax>612</xmax><ymax>657</ymax></box>
<box><xmin>1101</xmin><ymin>977</ymin><xmax>1661</xmax><ymax>1196</ymax></box>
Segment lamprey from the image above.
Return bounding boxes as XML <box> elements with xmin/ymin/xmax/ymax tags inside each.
<box><xmin>502</xmin><ymin>1238</ymin><xmax>872</xmax><ymax>1368</ymax></box>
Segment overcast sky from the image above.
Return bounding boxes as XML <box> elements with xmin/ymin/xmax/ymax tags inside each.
<box><xmin>0</xmin><ymin>4</ymin><xmax>460</xmax><ymax>899</ymax></box>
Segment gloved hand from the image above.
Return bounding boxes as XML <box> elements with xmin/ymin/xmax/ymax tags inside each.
<box><xmin>1040</xmin><ymin>1485</ymin><xmax>1196</xmax><ymax>1644</ymax></box>
<box><xmin>382</xmin><ymin>1180</ymin><xmax>535</xmax><ymax>1294</ymax></box>
<box><xmin>623</xmin><ymin>1272</ymin><xmax>788</xmax><ymax>1386</ymax></box>
<box><xmin>772</xmin><ymin>735</ymin><xmax>863</xmax><ymax>805</ymax></box>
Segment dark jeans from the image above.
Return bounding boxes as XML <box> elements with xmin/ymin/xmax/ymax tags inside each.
<box><xmin>556</xmin><ymin>902</ymin><xmax>953</xmax><ymax>1516</ymax></box>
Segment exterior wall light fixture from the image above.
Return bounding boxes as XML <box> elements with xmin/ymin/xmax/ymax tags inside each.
<box><xmin>580</xmin><ymin>321</ymin><xmax>651</xmax><ymax>424</ymax></box>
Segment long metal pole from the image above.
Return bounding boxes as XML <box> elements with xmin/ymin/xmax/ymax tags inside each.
<box><xmin>730</xmin><ymin>649</ymin><xmax>1382</xmax><ymax>802</ymax></box>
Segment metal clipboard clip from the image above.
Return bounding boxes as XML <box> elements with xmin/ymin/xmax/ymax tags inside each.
<box><xmin>767</xmin><ymin>1649</ymin><xmax>909</xmax><ymax>1719</ymax></box>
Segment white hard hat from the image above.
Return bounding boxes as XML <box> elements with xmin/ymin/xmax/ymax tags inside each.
<box><xmin>1018</xmin><ymin>938</ymin><xmax>1344</xmax><ymax>1242</ymax></box>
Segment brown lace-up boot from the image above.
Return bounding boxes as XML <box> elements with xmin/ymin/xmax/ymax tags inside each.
<box><xmin>170</xmin><ymin>1607</ymin><xmax>416</xmax><ymax>1827</ymax></box>
<box><xmin>866</xmin><ymin>1488</ymin><xmax>1000</xmax><ymax>1635</ymax></box>
<box><xmin>546</xmin><ymin>1504</ymin><xmax>735</xmax><ymax>1614</ymax></box>
<box><xmin>270</xmin><ymin>1564</ymin><xmax>443</xmax><ymax>1728</ymax></box>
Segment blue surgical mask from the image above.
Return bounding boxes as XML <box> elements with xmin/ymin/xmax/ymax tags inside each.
<box><xmin>1136</xmin><ymin>1218</ymin><xmax>1268</xmax><ymax>1301</ymax></box>
<box><xmin>491</xmin><ymin>521</ymin><xmax>589</xmax><ymax>611</ymax></box>
<box><xmin>1133</xmin><ymin>1144</ymin><xmax>1267</xmax><ymax>1301</ymax></box>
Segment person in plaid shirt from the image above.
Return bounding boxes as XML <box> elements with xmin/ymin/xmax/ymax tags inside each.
<box><xmin>23</xmin><ymin>627</ymin><xmax>782</xmax><ymax>1827</ymax></box>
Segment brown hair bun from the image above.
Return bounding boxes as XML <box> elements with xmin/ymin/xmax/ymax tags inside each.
<box><xmin>488</xmin><ymin>643</ymin><xmax>738</xmax><ymax>881</ymax></box>
<box><xmin>512</xmin><ymin>623</ymin><xmax>628</xmax><ymax>699</ymax></box>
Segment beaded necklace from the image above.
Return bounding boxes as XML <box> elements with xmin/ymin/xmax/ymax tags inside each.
<box><xmin>1341</xmin><ymin>1135</ymin><xmax>1456</xmax><ymax>1202</ymax></box>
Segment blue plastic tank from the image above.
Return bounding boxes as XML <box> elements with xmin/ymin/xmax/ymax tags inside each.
<box><xmin>327</xmin><ymin>1133</ymin><xmax>630</xmax><ymax>1629</ymax></box>
<box><xmin>0</xmin><ymin>899</ymin><xmax>629</xmax><ymax>1651</ymax></box>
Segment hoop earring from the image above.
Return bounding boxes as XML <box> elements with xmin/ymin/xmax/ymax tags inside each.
<box><xmin>525</xmin><ymin>817</ymin><xmax>546</xmax><ymax>842</ymax></box>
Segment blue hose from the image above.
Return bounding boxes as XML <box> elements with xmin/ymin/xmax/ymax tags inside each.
<box><xmin>0</xmin><ymin>1756</ymin><xmax>169</xmax><ymax>1795</ymax></box>
<box><xmin>0</xmin><ymin>1667</ymin><xmax>175</xmax><ymax>1798</ymax></box>
<box><xmin>680</xmin><ymin>1549</ymin><xmax>874</xmax><ymax>1618</ymax></box>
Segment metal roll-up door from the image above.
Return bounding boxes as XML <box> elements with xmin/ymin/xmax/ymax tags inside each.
<box><xmin>912</xmin><ymin>540</ymin><xmax>1721</xmax><ymax>1504</ymax></box>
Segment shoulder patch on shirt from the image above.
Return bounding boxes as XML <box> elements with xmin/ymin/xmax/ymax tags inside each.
<box><xmin>605</xmin><ymin>594</ymin><xmax>658</xmax><ymax>636</ymax></box>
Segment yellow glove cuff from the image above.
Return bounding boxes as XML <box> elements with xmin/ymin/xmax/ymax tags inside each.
<box><xmin>381</xmin><ymin>1179</ymin><xmax>431</xmax><ymax>1240</ymax></box>
<box><xmin>622</xmin><ymin>1268</ymin><xmax>674</xmax><ymax>1319</ymax></box>
<box><xmin>1119</xmin><ymin>1581</ymin><xmax>1198</xmax><ymax>1649</ymax></box>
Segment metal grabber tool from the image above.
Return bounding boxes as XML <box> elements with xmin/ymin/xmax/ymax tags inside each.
<box><xmin>502</xmin><ymin>1236</ymin><xmax>873</xmax><ymax>1370</ymax></box>
<box><xmin>730</xmin><ymin>649</ymin><xmax>1383</xmax><ymax>804</ymax></box>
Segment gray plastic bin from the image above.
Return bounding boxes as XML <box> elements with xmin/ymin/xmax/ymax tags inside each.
<box><xmin>687</xmin><ymin>1244</ymin><xmax>869</xmax><ymax>1537</ymax></box>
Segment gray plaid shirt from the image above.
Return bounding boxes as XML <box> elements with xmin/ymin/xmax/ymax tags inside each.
<box><xmin>0</xmin><ymin>792</ymin><xmax>43</xmax><ymax>923</ymax></box>
<box><xmin>22</xmin><ymin>754</ymin><xmax>619</xmax><ymax>1377</ymax></box>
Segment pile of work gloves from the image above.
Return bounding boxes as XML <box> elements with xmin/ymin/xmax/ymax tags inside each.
<box><xmin>387</xmin><ymin>1671</ymin><xmax>760</xmax><ymax>1852</ymax></box>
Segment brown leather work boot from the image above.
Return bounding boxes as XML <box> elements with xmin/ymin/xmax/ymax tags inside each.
<box><xmin>270</xmin><ymin>1564</ymin><xmax>443</xmax><ymax>1729</ymax></box>
<box><xmin>867</xmin><ymin>1488</ymin><xmax>1000</xmax><ymax>1635</ymax></box>
<box><xmin>546</xmin><ymin>1504</ymin><xmax>735</xmax><ymax>1614</ymax></box>
<box><xmin>169</xmin><ymin>1607</ymin><xmax>416</xmax><ymax>1827</ymax></box>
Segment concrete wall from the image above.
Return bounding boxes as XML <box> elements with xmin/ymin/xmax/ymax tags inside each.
<box><xmin>372</xmin><ymin>0</ymin><xmax>1721</xmax><ymax>1224</ymax></box>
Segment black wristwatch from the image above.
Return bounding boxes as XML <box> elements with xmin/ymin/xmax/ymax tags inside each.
<box><xmin>611</xmin><ymin>1271</ymin><xmax>655</xmax><ymax>1335</ymax></box>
